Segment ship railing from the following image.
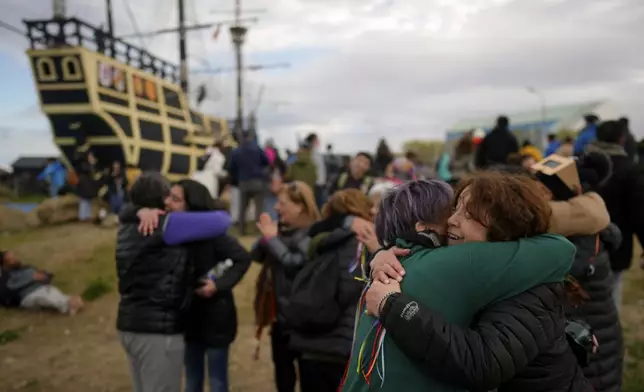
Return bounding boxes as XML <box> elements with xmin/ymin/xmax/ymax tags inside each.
<box><xmin>23</xmin><ymin>17</ymin><xmax>180</xmax><ymax>84</ymax></box>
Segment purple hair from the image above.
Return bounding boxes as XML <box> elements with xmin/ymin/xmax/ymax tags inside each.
<box><xmin>375</xmin><ymin>179</ymin><xmax>454</xmax><ymax>247</ymax></box>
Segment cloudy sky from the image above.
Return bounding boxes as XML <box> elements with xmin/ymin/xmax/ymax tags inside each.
<box><xmin>0</xmin><ymin>0</ymin><xmax>643</xmax><ymax>164</ymax></box>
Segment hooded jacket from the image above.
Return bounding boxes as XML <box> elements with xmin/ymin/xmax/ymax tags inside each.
<box><xmin>585</xmin><ymin>141</ymin><xmax>644</xmax><ymax>271</ymax></box>
<box><xmin>285</xmin><ymin>151</ymin><xmax>318</xmax><ymax>190</ymax></box>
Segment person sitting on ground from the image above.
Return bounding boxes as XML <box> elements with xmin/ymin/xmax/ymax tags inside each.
<box><xmin>0</xmin><ymin>250</ymin><xmax>83</xmax><ymax>315</ymax></box>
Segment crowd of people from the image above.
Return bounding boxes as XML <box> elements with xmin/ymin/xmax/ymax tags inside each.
<box><xmin>2</xmin><ymin>111</ymin><xmax>644</xmax><ymax>392</ymax></box>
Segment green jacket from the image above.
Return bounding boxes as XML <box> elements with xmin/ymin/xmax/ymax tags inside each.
<box><xmin>341</xmin><ymin>234</ymin><xmax>575</xmax><ymax>392</ymax></box>
<box><xmin>286</xmin><ymin>151</ymin><xmax>317</xmax><ymax>190</ymax></box>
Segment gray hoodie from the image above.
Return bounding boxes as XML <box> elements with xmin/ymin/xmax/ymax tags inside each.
<box><xmin>6</xmin><ymin>266</ymin><xmax>44</xmax><ymax>300</ymax></box>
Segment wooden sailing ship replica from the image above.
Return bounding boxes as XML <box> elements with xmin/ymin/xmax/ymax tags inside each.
<box><xmin>23</xmin><ymin>17</ymin><xmax>229</xmax><ymax>181</ymax></box>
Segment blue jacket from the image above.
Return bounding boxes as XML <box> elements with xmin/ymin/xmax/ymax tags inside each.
<box><xmin>574</xmin><ymin>124</ymin><xmax>597</xmax><ymax>155</ymax></box>
<box><xmin>229</xmin><ymin>142</ymin><xmax>269</xmax><ymax>182</ymax></box>
<box><xmin>544</xmin><ymin>141</ymin><xmax>561</xmax><ymax>157</ymax></box>
<box><xmin>38</xmin><ymin>161</ymin><xmax>67</xmax><ymax>188</ymax></box>
<box><xmin>436</xmin><ymin>153</ymin><xmax>452</xmax><ymax>182</ymax></box>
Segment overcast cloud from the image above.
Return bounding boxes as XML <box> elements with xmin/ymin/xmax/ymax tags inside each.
<box><xmin>0</xmin><ymin>0</ymin><xmax>643</xmax><ymax>163</ymax></box>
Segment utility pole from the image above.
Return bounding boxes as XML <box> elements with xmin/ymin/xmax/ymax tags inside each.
<box><xmin>526</xmin><ymin>87</ymin><xmax>547</xmax><ymax>146</ymax></box>
<box><xmin>178</xmin><ymin>0</ymin><xmax>189</xmax><ymax>93</ymax></box>
<box><xmin>229</xmin><ymin>0</ymin><xmax>248</xmax><ymax>139</ymax></box>
<box><xmin>105</xmin><ymin>0</ymin><xmax>114</xmax><ymax>37</ymax></box>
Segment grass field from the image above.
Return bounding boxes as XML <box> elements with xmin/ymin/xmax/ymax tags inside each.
<box><xmin>1</xmin><ymin>223</ymin><xmax>643</xmax><ymax>392</ymax></box>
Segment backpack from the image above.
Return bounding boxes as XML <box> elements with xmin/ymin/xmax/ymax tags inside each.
<box><xmin>337</xmin><ymin>172</ymin><xmax>373</xmax><ymax>194</ymax></box>
<box><xmin>283</xmin><ymin>233</ymin><xmax>342</xmax><ymax>333</ymax></box>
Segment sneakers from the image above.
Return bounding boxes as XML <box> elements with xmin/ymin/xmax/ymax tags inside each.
<box><xmin>68</xmin><ymin>296</ymin><xmax>84</xmax><ymax>316</ymax></box>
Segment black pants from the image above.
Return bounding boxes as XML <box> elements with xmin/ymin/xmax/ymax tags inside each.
<box><xmin>299</xmin><ymin>358</ymin><xmax>346</xmax><ymax>392</ymax></box>
<box><xmin>271</xmin><ymin>323</ymin><xmax>300</xmax><ymax>392</ymax></box>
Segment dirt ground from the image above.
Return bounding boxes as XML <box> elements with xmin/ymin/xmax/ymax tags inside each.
<box><xmin>1</xmin><ymin>223</ymin><xmax>644</xmax><ymax>392</ymax></box>
<box><xmin>0</xmin><ymin>224</ymin><xmax>273</xmax><ymax>392</ymax></box>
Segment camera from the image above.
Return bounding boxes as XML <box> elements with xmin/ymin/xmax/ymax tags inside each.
<box><xmin>565</xmin><ymin>319</ymin><xmax>594</xmax><ymax>367</ymax></box>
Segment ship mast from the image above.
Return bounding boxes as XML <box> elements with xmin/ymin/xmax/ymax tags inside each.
<box><xmin>229</xmin><ymin>0</ymin><xmax>247</xmax><ymax>138</ymax></box>
<box><xmin>105</xmin><ymin>0</ymin><xmax>114</xmax><ymax>39</ymax></box>
<box><xmin>178</xmin><ymin>0</ymin><xmax>189</xmax><ymax>93</ymax></box>
<box><xmin>53</xmin><ymin>0</ymin><xmax>66</xmax><ymax>19</ymax></box>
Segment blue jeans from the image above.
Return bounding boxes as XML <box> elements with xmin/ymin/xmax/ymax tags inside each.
<box><xmin>184</xmin><ymin>342</ymin><xmax>229</xmax><ymax>392</ymax></box>
<box><xmin>78</xmin><ymin>198</ymin><xmax>92</xmax><ymax>221</ymax></box>
<box><xmin>109</xmin><ymin>193</ymin><xmax>124</xmax><ymax>214</ymax></box>
<box><xmin>49</xmin><ymin>184</ymin><xmax>61</xmax><ymax>198</ymax></box>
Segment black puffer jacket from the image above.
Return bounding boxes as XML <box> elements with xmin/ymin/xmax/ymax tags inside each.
<box><xmin>380</xmin><ymin>283</ymin><xmax>592</xmax><ymax>392</ymax></box>
<box><xmin>116</xmin><ymin>216</ymin><xmax>192</xmax><ymax>335</ymax></box>
<box><xmin>288</xmin><ymin>226</ymin><xmax>364</xmax><ymax>360</ymax></box>
<box><xmin>184</xmin><ymin>235</ymin><xmax>251</xmax><ymax>348</ymax></box>
<box><xmin>74</xmin><ymin>158</ymin><xmax>100</xmax><ymax>199</ymax></box>
<box><xmin>588</xmin><ymin>142</ymin><xmax>644</xmax><ymax>271</ymax></box>
<box><xmin>251</xmin><ymin>227</ymin><xmax>310</xmax><ymax>327</ymax></box>
<box><xmin>566</xmin><ymin>226</ymin><xmax>623</xmax><ymax>392</ymax></box>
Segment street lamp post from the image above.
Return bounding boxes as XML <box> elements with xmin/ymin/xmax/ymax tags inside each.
<box><xmin>526</xmin><ymin>87</ymin><xmax>547</xmax><ymax>146</ymax></box>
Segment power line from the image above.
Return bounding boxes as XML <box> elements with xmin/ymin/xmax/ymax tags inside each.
<box><xmin>122</xmin><ymin>0</ymin><xmax>147</xmax><ymax>49</ymax></box>
<box><xmin>0</xmin><ymin>20</ymin><xmax>26</xmax><ymax>38</ymax></box>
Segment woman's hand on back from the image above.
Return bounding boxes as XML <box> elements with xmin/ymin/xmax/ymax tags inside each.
<box><xmin>370</xmin><ymin>248</ymin><xmax>409</xmax><ymax>284</ymax></box>
<box><xmin>137</xmin><ymin>208</ymin><xmax>166</xmax><ymax>236</ymax></box>
<box><xmin>351</xmin><ymin>217</ymin><xmax>375</xmax><ymax>239</ymax></box>
<box><xmin>366</xmin><ymin>279</ymin><xmax>401</xmax><ymax>317</ymax></box>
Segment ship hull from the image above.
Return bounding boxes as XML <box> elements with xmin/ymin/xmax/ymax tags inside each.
<box><xmin>27</xmin><ymin>46</ymin><xmax>228</xmax><ymax>182</ymax></box>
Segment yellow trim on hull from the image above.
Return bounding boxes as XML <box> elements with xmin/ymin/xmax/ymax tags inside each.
<box><xmin>38</xmin><ymin>82</ymin><xmax>87</xmax><ymax>91</ymax></box>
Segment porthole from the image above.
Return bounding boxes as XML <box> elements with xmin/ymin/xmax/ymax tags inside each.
<box><xmin>62</xmin><ymin>56</ymin><xmax>82</xmax><ymax>81</ymax></box>
<box><xmin>36</xmin><ymin>57</ymin><xmax>57</xmax><ymax>82</ymax></box>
